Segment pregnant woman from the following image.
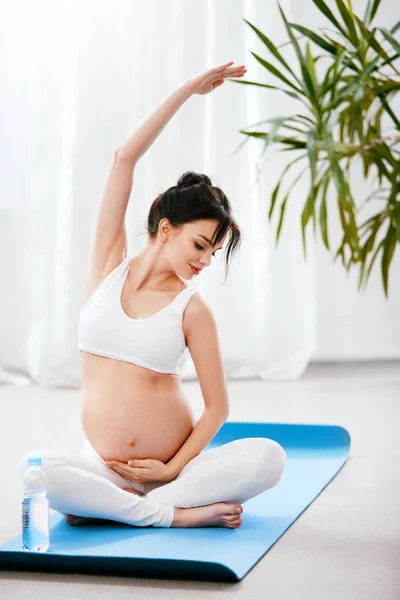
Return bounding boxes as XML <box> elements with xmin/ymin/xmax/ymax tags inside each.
<box><xmin>19</xmin><ymin>61</ymin><xmax>287</xmax><ymax>529</ymax></box>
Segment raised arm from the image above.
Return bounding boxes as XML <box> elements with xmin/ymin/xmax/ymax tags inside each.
<box><xmin>116</xmin><ymin>81</ymin><xmax>193</xmax><ymax>164</ymax></box>
<box><xmin>83</xmin><ymin>62</ymin><xmax>246</xmax><ymax>300</ymax></box>
<box><xmin>116</xmin><ymin>61</ymin><xmax>246</xmax><ymax>164</ymax></box>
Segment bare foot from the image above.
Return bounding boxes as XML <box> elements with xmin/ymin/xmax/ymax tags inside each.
<box><xmin>171</xmin><ymin>502</ymin><xmax>243</xmax><ymax>529</ymax></box>
<box><xmin>66</xmin><ymin>492</ymin><xmax>243</xmax><ymax>529</ymax></box>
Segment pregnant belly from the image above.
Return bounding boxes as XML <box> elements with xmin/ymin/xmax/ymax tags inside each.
<box><xmin>81</xmin><ymin>390</ymin><xmax>196</xmax><ymax>463</ymax></box>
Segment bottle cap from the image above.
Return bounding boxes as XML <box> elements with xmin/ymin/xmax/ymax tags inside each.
<box><xmin>28</xmin><ymin>457</ymin><xmax>42</xmax><ymax>466</ymax></box>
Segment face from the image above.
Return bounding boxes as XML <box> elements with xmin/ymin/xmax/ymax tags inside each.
<box><xmin>160</xmin><ymin>218</ymin><xmax>226</xmax><ymax>278</ymax></box>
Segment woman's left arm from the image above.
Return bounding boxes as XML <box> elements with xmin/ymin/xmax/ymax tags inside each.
<box><xmin>165</xmin><ymin>407</ymin><xmax>227</xmax><ymax>478</ymax></box>
<box><xmin>107</xmin><ymin>406</ymin><xmax>227</xmax><ymax>483</ymax></box>
<box><xmin>166</xmin><ymin>295</ymin><xmax>231</xmax><ymax>478</ymax></box>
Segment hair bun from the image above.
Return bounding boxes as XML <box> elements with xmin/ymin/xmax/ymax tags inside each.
<box><xmin>177</xmin><ymin>171</ymin><xmax>212</xmax><ymax>189</ymax></box>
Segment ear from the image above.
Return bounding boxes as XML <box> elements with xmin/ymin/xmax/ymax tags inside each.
<box><xmin>159</xmin><ymin>218</ymin><xmax>172</xmax><ymax>240</ymax></box>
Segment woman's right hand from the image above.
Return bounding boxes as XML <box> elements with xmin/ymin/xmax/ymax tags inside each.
<box><xmin>106</xmin><ymin>457</ymin><xmax>175</xmax><ymax>483</ymax></box>
<box><xmin>186</xmin><ymin>61</ymin><xmax>247</xmax><ymax>95</ymax></box>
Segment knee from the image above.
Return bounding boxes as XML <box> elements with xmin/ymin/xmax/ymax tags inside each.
<box><xmin>251</xmin><ymin>438</ymin><xmax>287</xmax><ymax>488</ymax></box>
<box><xmin>18</xmin><ymin>449</ymin><xmax>62</xmax><ymax>483</ymax></box>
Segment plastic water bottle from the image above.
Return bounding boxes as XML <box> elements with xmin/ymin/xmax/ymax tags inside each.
<box><xmin>22</xmin><ymin>457</ymin><xmax>50</xmax><ymax>552</ymax></box>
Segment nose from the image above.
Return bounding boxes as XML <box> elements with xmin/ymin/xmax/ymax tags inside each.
<box><xmin>200</xmin><ymin>254</ymin><xmax>212</xmax><ymax>268</ymax></box>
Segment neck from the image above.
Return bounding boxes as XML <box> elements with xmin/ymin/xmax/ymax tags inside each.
<box><xmin>128</xmin><ymin>243</ymin><xmax>181</xmax><ymax>292</ymax></box>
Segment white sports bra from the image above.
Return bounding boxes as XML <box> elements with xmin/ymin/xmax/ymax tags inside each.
<box><xmin>77</xmin><ymin>256</ymin><xmax>199</xmax><ymax>375</ymax></box>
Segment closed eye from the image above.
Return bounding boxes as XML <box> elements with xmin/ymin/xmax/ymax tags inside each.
<box><xmin>195</xmin><ymin>242</ymin><xmax>216</xmax><ymax>257</ymax></box>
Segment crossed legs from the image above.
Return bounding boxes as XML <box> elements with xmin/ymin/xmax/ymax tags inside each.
<box><xmin>19</xmin><ymin>437</ymin><xmax>286</xmax><ymax>528</ymax></box>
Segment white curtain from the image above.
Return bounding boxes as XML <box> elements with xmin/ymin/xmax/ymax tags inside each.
<box><xmin>1</xmin><ymin>0</ymin><xmax>399</xmax><ymax>388</ymax></box>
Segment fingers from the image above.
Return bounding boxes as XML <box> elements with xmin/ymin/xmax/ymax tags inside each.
<box><xmin>214</xmin><ymin>61</ymin><xmax>246</xmax><ymax>73</ymax></box>
<box><xmin>220</xmin><ymin>66</ymin><xmax>247</xmax><ymax>79</ymax></box>
<box><xmin>107</xmin><ymin>460</ymin><xmax>142</xmax><ymax>468</ymax></box>
<box><xmin>225</xmin><ymin>69</ymin><xmax>246</xmax><ymax>78</ymax></box>
<box><xmin>106</xmin><ymin>461</ymin><xmax>140</xmax><ymax>477</ymax></box>
<box><xmin>215</xmin><ymin>60</ymin><xmax>234</xmax><ymax>70</ymax></box>
<box><xmin>107</xmin><ymin>463</ymin><xmax>128</xmax><ymax>475</ymax></box>
<box><xmin>110</xmin><ymin>464</ymin><xmax>142</xmax><ymax>482</ymax></box>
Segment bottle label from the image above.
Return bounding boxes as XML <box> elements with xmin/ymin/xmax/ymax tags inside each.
<box><xmin>22</xmin><ymin>497</ymin><xmax>49</xmax><ymax>550</ymax></box>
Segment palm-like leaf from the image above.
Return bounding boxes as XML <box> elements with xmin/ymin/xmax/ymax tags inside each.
<box><xmin>231</xmin><ymin>0</ymin><xmax>400</xmax><ymax>297</ymax></box>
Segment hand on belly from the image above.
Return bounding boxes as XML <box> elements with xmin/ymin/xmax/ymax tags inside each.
<box><xmin>106</xmin><ymin>457</ymin><xmax>175</xmax><ymax>483</ymax></box>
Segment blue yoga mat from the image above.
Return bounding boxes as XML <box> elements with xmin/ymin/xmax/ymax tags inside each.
<box><xmin>0</xmin><ymin>421</ymin><xmax>350</xmax><ymax>582</ymax></box>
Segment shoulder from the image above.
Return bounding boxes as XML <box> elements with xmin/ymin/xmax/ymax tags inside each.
<box><xmin>182</xmin><ymin>292</ymin><xmax>215</xmax><ymax>341</ymax></box>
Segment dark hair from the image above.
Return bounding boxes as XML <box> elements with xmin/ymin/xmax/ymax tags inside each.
<box><xmin>146</xmin><ymin>171</ymin><xmax>242</xmax><ymax>282</ymax></box>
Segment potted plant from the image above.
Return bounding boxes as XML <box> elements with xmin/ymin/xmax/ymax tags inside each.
<box><xmin>231</xmin><ymin>0</ymin><xmax>400</xmax><ymax>297</ymax></box>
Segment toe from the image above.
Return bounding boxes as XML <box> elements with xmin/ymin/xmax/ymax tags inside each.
<box><xmin>228</xmin><ymin>513</ymin><xmax>242</xmax><ymax>521</ymax></box>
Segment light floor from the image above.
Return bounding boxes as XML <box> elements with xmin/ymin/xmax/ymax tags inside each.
<box><xmin>0</xmin><ymin>361</ymin><xmax>399</xmax><ymax>599</ymax></box>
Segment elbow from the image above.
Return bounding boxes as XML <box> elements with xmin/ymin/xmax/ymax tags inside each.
<box><xmin>206</xmin><ymin>405</ymin><xmax>229</xmax><ymax>422</ymax></box>
<box><xmin>114</xmin><ymin>147</ymin><xmax>139</xmax><ymax>167</ymax></box>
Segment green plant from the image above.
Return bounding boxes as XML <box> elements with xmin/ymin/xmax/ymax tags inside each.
<box><xmin>231</xmin><ymin>0</ymin><xmax>400</xmax><ymax>297</ymax></box>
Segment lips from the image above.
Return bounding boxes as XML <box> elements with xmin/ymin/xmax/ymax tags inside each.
<box><xmin>189</xmin><ymin>264</ymin><xmax>201</xmax><ymax>274</ymax></box>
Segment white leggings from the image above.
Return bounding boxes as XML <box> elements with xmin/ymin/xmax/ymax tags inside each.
<box><xmin>19</xmin><ymin>437</ymin><xmax>287</xmax><ymax>528</ymax></box>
